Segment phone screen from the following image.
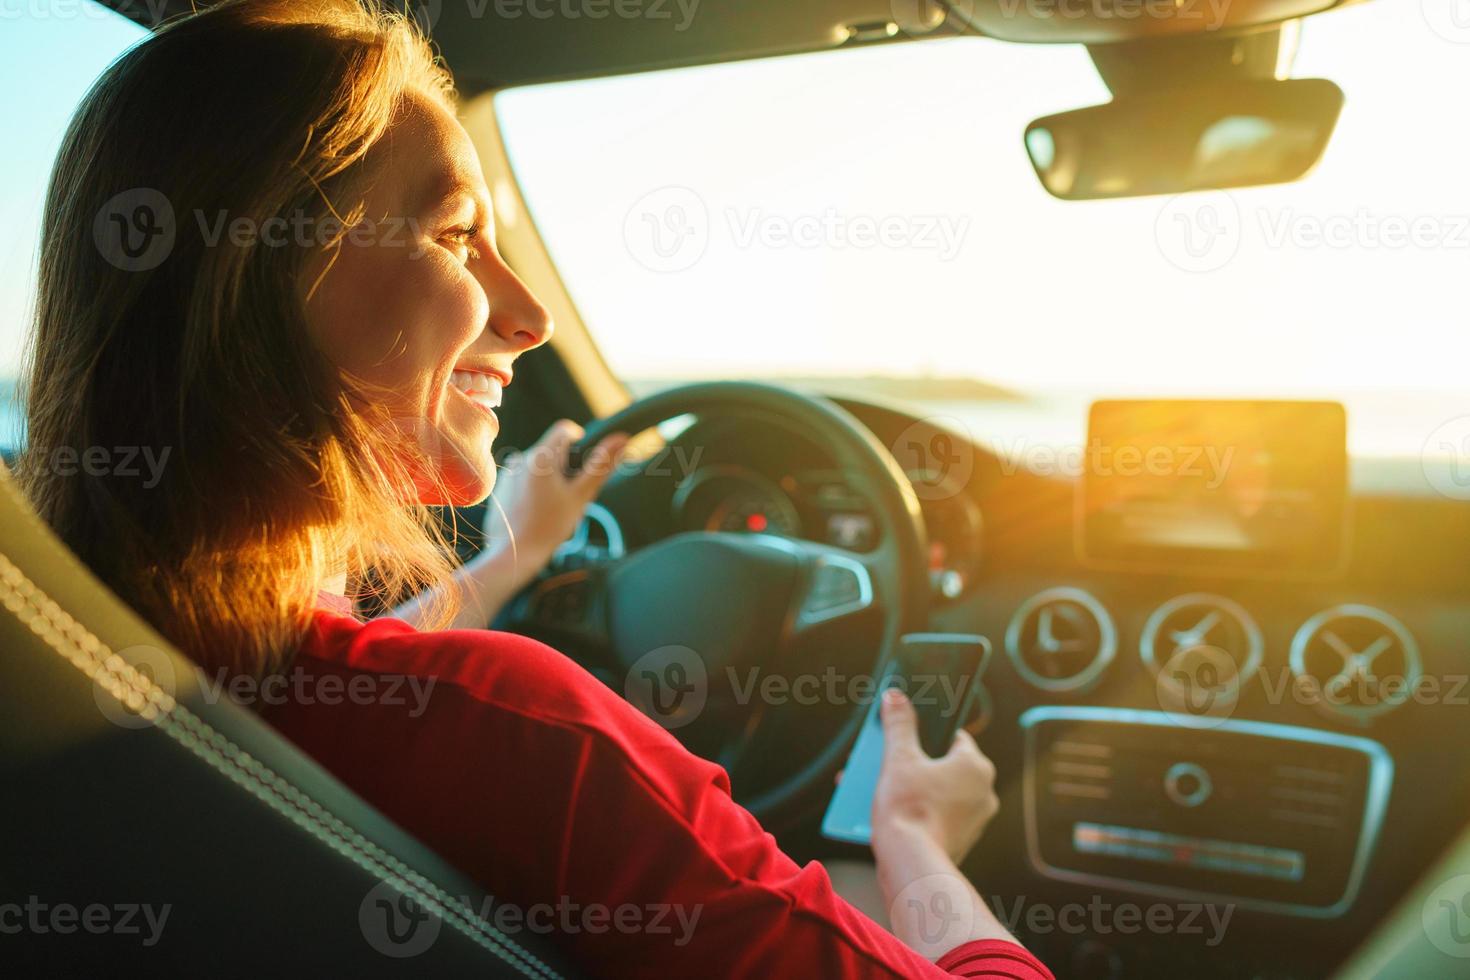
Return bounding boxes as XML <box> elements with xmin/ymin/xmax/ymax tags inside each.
<box><xmin>820</xmin><ymin>634</ymin><xmax>991</xmax><ymax>846</ymax></box>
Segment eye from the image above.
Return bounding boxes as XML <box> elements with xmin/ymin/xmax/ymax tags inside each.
<box><xmin>441</xmin><ymin>224</ymin><xmax>482</xmax><ymax>262</ymax></box>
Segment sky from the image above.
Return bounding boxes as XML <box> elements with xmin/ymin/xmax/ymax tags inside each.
<box><xmin>0</xmin><ymin>4</ymin><xmax>146</xmax><ymax>378</ymax></box>
<box><xmin>2</xmin><ymin>0</ymin><xmax>1467</xmax><ymax>415</ymax></box>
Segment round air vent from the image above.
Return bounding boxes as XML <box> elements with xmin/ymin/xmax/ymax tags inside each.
<box><xmin>1005</xmin><ymin>588</ymin><xmax>1117</xmax><ymax>693</ymax></box>
<box><xmin>1141</xmin><ymin>593</ymin><xmax>1264</xmax><ymax>706</ymax></box>
<box><xmin>1290</xmin><ymin>605</ymin><xmax>1421</xmax><ymax>721</ymax></box>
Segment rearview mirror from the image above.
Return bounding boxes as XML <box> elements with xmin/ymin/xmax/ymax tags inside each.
<box><xmin>1024</xmin><ymin>78</ymin><xmax>1345</xmax><ymax>201</ymax></box>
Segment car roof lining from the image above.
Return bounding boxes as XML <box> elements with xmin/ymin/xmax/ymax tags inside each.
<box><xmin>99</xmin><ymin>0</ymin><xmax>964</xmax><ymax>94</ymax></box>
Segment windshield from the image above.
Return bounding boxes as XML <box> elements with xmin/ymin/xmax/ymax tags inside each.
<box><xmin>496</xmin><ymin>2</ymin><xmax>1469</xmax><ymax>461</ymax></box>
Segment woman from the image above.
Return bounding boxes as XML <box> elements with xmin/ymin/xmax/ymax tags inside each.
<box><xmin>21</xmin><ymin>1</ymin><xmax>1052</xmax><ymax>976</ymax></box>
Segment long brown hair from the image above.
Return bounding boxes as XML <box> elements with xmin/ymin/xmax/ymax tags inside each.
<box><xmin>21</xmin><ymin>0</ymin><xmax>461</xmax><ymax>675</ymax></box>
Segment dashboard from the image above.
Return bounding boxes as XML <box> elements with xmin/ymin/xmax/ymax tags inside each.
<box><xmin>588</xmin><ymin>395</ymin><xmax>1470</xmax><ymax>980</ymax></box>
<box><xmin>666</xmin><ymin>459</ymin><xmax>984</xmax><ymax>602</ymax></box>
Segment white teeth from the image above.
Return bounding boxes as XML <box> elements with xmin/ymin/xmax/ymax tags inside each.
<box><xmin>449</xmin><ymin>370</ymin><xmax>503</xmax><ymax>409</ymax></box>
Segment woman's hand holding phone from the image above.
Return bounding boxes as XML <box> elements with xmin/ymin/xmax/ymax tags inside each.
<box><xmin>871</xmin><ymin>688</ymin><xmax>999</xmax><ymax>865</ymax></box>
<box><xmin>868</xmin><ymin>689</ymin><xmax>1019</xmax><ymax>958</ymax></box>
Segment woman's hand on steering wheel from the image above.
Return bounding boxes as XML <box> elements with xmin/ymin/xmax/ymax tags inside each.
<box><xmin>483</xmin><ymin>420</ymin><xmax>628</xmax><ymax>591</ymax></box>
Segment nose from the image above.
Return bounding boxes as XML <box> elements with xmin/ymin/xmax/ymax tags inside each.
<box><xmin>482</xmin><ymin>254</ymin><xmax>554</xmax><ymax>352</ymax></box>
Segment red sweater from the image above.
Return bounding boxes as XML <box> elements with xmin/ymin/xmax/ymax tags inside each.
<box><xmin>263</xmin><ymin>613</ymin><xmax>1054</xmax><ymax>979</ymax></box>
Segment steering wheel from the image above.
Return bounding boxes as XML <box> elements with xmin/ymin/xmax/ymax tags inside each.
<box><xmin>509</xmin><ymin>382</ymin><xmax>930</xmax><ymax>826</ymax></box>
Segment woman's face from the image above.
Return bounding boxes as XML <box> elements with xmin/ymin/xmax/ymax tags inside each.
<box><xmin>305</xmin><ymin>92</ymin><xmax>552</xmax><ymax>507</ymax></box>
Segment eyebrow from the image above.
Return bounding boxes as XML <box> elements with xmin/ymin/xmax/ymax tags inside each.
<box><xmin>417</xmin><ymin>174</ymin><xmax>490</xmax><ymax>224</ymax></box>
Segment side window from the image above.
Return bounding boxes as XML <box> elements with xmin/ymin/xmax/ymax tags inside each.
<box><xmin>0</xmin><ymin>6</ymin><xmax>146</xmax><ymax>449</ymax></box>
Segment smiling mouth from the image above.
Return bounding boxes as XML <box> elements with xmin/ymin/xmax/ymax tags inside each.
<box><xmin>448</xmin><ymin>369</ymin><xmax>504</xmax><ymax>415</ymax></box>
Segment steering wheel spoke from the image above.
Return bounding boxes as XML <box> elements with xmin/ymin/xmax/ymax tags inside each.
<box><xmin>790</xmin><ymin>540</ymin><xmax>878</xmax><ymax>635</ymax></box>
<box><xmin>519</xmin><ymin>566</ymin><xmax>614</xmax><ymax>650</ymax></box>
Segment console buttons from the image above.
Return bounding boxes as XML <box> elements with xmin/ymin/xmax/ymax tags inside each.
<box><xmin>1164</xmin><ymin>761</ymin><xmax>1213</xmax><ymax>808</ymax></box>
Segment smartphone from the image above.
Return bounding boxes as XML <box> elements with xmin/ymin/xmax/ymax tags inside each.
<box><xmin>821</xmin><ymin>633</ymin><xmax>991</xmax><ymax>846</ymax></box>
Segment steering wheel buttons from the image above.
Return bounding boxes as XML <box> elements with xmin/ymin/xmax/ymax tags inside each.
<box><xmin>809</xmin><ymin>565</ymin><xmax>862</xmax><ymax>609</ymax></box>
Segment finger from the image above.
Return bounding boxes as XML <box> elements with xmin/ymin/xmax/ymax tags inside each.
<box><xmin>530</xmin><ymin>419</ymin><xmax>583</xmax><ymax>475</ymax></box>
<box><xmin>943</xmin><ymin>728</ymin><xmax>995</xmax><ymax>780</ymax></box>
<box><xmin>879</xmin><ymin>687</ymin><xmax>922</xmax><ymax>764</ymax></box>
<box><xmin>537</xmin><ymin>419</ymin><xmax>584</xmax><ymax>452</ymax></box>
<box><xmin>950</xmin><ymin>726</ymin><xmax>980</xmax><ymax>756</ymax></box>
<box><xmin>573</xmin><ymin>432</ymin><xmax>630</xmax><ymax>495</ymax></box>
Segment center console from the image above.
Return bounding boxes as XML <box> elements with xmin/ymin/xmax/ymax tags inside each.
<box><xmin>1021</xmin><ymin>707</ymin><xmax>1393</xmax><ymax>917</ymax></box>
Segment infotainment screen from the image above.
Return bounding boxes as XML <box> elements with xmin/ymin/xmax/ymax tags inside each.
<box><xmin>1079</xmin><ymin>400</ymin><xmax>1348</xmax><ymax>576</ymax></box>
